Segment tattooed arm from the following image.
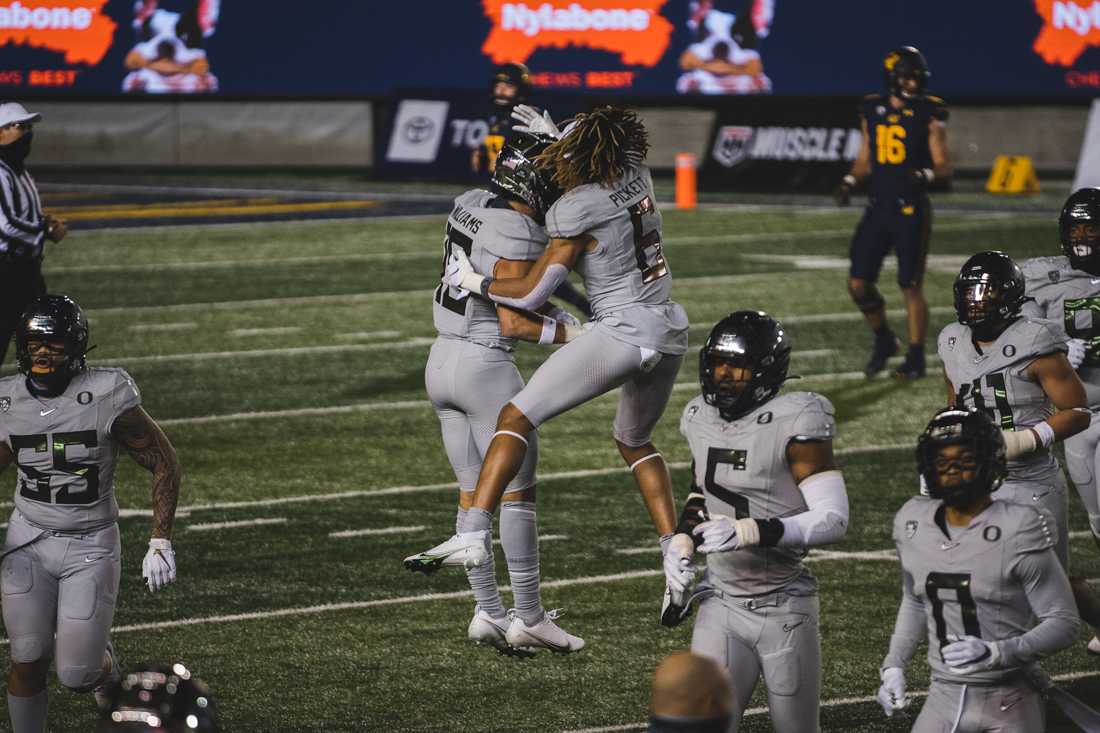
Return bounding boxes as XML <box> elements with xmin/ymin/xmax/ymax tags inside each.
<box><xmin>110</xmin><ymin>406</ymin><xmax>181</xmax><ymax>539</ymax></box>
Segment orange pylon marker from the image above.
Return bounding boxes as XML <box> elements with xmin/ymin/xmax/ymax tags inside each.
<box><xmin>675</xmin><ymin>152</ymin><xmax>697</xmax><ymax>209</ymax></box>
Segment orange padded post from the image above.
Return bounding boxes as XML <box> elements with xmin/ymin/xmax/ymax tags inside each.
<box><xmin>675</xmin><ymin>152</ymin><xmax>697</xmax><ymax>210</ymax></box>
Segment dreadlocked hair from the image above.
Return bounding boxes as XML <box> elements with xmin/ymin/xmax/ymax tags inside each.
<box><xmin>537</xmin><ymin>106</ymin><xmax>649</xmax><ymax>190</ymax></box>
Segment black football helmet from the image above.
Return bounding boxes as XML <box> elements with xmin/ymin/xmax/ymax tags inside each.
<box><xmin>96</xmin><ymin>662</ymin><xmax>219</xmax><ymax>732</ymax></box>
<box><xmin>883</xmin><ymin>46</ymin><xmax>930</xmax><ymax>98</ymax></box>
<box><xmin>15</xmin><ymin>294</ymin><xmax>89</xmax><ymax>395</ymax></box>
<box><xmin>699</xmin><ymin>311</ymin><xmax>792</xmax><ymax>422</ymax></box>
<box><xmin>490</xmin><ymin>62</ymin><xmax>531</xmax><ymax>108</ymax></box>
<box><xmin>917</xmin><ymin>408</ymin><xmax>1006</xmax><ymax>507</ymax></box>
<box><xmin>491</xmin><ymin>132</ymin><xmax>561</xmax><ymax>222</ymax></box>
<box><xmin>953</xmin><ymin>251</ymin><xmax>1029</xmax><ymax>341</ymax></box>
<box><xmin>1060</xmin><ymin>187</ymin><xmax>1100</xmax><ymax>275</ymax></box>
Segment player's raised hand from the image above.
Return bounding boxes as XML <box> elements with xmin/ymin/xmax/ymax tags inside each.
<box><xmin>143</xmin><ymin>538</ymin><xmax>177</xmax><ymax>593</ymax></box>
<box><xmin>511</xmin><ymin>104</ymin><xmax>561</xmax><ymax>138</ymax></box>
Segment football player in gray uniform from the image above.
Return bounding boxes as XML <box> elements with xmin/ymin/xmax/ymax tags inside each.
<box><xmin>414</xmin><ymin>133</ymin><xmax>584</xmax><ymax>656</ymax></box>
<box><xmin>0</xmin><ymin>295</ymin><xmax>181</xmax><ymax>733</ymax></box>
<box><xmin>406</xmin><ymin>107</ymin><xmax>689</xmax><ymax>653</ymax></box>
<box><xmin>939</xmin><ymin>250</ymin><xmax>1100</xmax><ymax>650</ymax></box>
<box><xmin>661</xmin><ymin>311</ymin><xmax>849</xmax><ymax>733</ymax></box>
<box><xmin>878</xmin><ymin>408</ymin><xmax>1079</xmax><ymax>732</ymax></box>
<box><xmin>1021</xmin><ymin>187</ymin><xmax>1100</xmax><ymax>655</ymax></box>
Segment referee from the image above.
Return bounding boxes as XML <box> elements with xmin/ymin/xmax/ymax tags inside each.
<box><xmin>0</xmin><ymin>101</ymin><xmax>67</xmax><ymax>367</ymax></box>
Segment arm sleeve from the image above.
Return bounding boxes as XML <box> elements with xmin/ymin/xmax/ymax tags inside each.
<box><xmin>998</xmin><ymin>548</ymin><xmax>1080</xmax><ymax>668</ymax></box>
<box><xmin>105</xmin><ymin>370</ymin><xmax>143</xmax><ymax>433</ymax></box>
<box><xmin>487</xmin><ymin>263</ymin><xmax>570</xmax><ymax>311</ymax></box>
<box><xmin>882</xmin><ymin>563</ymin><xmax>926</xmax><ymax>671</ymax></box>
<box><xmin>776</xmin><ymin>469</ymin><xmax>849</xmax><ymax>547</ymax></box>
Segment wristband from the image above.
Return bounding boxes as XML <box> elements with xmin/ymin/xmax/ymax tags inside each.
<box><xmin>479</xmin><ymin>276</ymin><xmax>494</xmax><ymax>298</ymax></box>
<box><xmin>1031</xmin><ymin>421</ymin><xmax>1056</xmax><ymax>449</ymax></box>
<box><xmin>538</xmin><ymin>316</ymin><xmax>557</xmax><ymax>345</ymax></box>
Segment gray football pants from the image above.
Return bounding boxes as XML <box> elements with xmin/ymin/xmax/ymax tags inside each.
<box><xmin>1064</xmin><ymin>414</ymin><xmax>1100</xmax><ymax>539</ymax></box>
<box><xmin>690</xmin><ymin>590</ymin><xmax>821</xmax><ymax>733</ymax></box>
<box><xmin>425</xmin><ymin>338</ymin><xmax>538</xmax><ymax>491</ymax></box>
<box><xmin>1</xmin><ymin>511</ymin><xmax>120</xmax><ymax>690</ymax></box>
<box><xmin>510</xmin><ymin>323</ymin><xmax>683</xmax><ymax>447</ymax></box>
<box><xmin>912</xmin><ymin>678</ymin><xmax>1042</xmax><ymax>733</ymax></box>
<box><xmin>999</xmin><ymin>473</ymin><xmax>1069</xmax><ymax>567</ymax></box>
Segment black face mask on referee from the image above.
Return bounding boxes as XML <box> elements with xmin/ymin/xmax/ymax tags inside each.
<box><xmin>0</xmin><ymin>131</ymin><xmax>33</xmax><ymax>171</ymax></box>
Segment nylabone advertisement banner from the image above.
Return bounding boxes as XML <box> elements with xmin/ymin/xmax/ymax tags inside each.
<box><xmin>1</xmin><ymin>1</ymin><xmax>1098</xmax><ymax>97</ymax></box>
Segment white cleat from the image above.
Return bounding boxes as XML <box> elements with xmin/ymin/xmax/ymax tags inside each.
<box><xmin>404</xmin><ymin>531</ymin><xmax>490</xmax><ymax>574</ymax></box>
<box><xmin>505</xmin><ymin>609</ymin><xmax>585</xmax><ymax>655</ymax></box>
<box><xmin>1088</xmin><ymin>636</ymin><xmax>1100</xmax><ymax>657</ymax></box>
<box><xmin>93</xmin><ymin>641</ymin><xmax>121</xmax><ymax>710</ymax></box>
<box><xmin>468</xmin><ymin>609</ymin><xmax>535</xmax><ymax>659</ymax></box>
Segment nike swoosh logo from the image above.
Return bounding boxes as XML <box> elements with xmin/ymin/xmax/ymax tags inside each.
<box><xmin>39</xmin><ymin>408</ymin><xmax>56</xmax><ymax>417</ymax></box>
<box><xmin>782</xmin><ymin>621</ymin><xmax>805</xmax><ymax>632</ymax></box>
<box><xmin>83</xmin><ymin>556</ymin><xmax>99</xmax><ymax>563</ymax></box>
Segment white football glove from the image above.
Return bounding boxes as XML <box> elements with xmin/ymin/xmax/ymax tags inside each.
<box><xmin>546</xmin><ymin>305</ymin><xmax>581</xmax><ymax>328</ymax></box>
<box><xmin>442</xmin><ymin>248</ymin><xmax>485</xmax><ymax>293</ymax></box>
<box><xmin>1067</xmin><ymin>338</ymin><xmax>1088</xmax><ymax>370</ymax></box>
<box><xmin>142</xmin><ymin>538</ymin><xmax>176</xmax><ymax>593</ymax></box>
<box><xmin>943</xmin><ymin>634</ymin><xmax>1000</xmax><ymax>674</ymax></box>
<box><xmin>510</xmin><ymin>104</ymin><xmax>561</xmax><ymax>138</ymax></box>
<box><xmin>692</xmin><ymin>516</ymin><xmax>761</xmax><ymax>553</ymax></box>
<box><xmin>876</xmin><ymin>667</ymin><xmax>908</xmax><ymax>717</ymax></box>
<box><xmin>662</xmin><ymin>533</ymin><xmax>697</xmax><ymax>593</ymax></box>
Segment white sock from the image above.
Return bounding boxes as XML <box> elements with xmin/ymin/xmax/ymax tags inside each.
<box><xmin>501</xmin><ymin>501</ymin><xmax>542</xmax><ymax>626</ymax></box>
<box><xmin>8</xmin><ymin>690</ymin><xmax>47</xmax><ymax>733</ymax></box>
<box><xmin>461</xmin><ymin>508</ymin><xmax>504</xmax><ymax>619</ymax></box>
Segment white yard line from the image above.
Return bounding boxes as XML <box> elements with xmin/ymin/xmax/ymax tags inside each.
<box><xmin>158</xmin><ymin>400</ymin><xmax>429</xmax><ymax>427</ymax></box>
<box><xmin>228</xmin><ymin>327</ymin><xmax>302</xmax><ymax>338</ymax></box>
<box><xmin>329</xmin><ymin>525</ymin><xmax>426</xmax><ymax>538</ymax></box>
<box><xmin>334</xmin><ymin>330</ymin><xmax>402</xmax><ymax>340</ymax></box>
<box><xmin>563</xmin><ymin>671</ymin><xmax>1100</xmax><ymax>733</ymax></box>
<box><xmin>100</xmin><ymin>337</ymin><xmax>436</xmax><ymax>366</ymax></box>
<box><xmin>617</xmin><ymin>547</ymin><xmax>898</xmax><ymax>561</ymax></box>
<box><xmin>128</xmin><ymin>322</ymin><xmax>197</xmax><ymax>332</ymax></box>
<box><xmin>120</xmin><ymin>444</ymin><xmax>909</xmax><ymax>517</ymax></box>
<box><xmin>186</xmin><ymin>517</ymin><xmax>287</xmax><ymax>532</ymax></box>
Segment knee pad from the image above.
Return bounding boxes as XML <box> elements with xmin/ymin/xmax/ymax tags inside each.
<box><xmin>8</xmin><ymin>635</ymin><xmax>50</xmax><ymax>666</ymax></box>
<box><xmin>56</xmin><ymin>664</ymin><xmax>101</xmax><ymax>692</ymax></box>
<box><xmin>849</xmin><ymin>282</ymin><xmax>885</xmax><ymax>313</ymax></box>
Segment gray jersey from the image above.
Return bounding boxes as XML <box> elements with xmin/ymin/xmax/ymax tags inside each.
<box><xmin>680</xmin><ymin>391</ymin><xmax>836</xmax><ymax>597</ymax></box>
<box><xmin>886</xmin><ymin>497</ymin><xmax>1078</xmax><ymax>685</ymax></box>
<box><xmin>1022</xmin><ymin>255</ymin><xmax>1100</xmax><ymax>406</ymax></box>
<box><xmin>0</xmin><ymin>368</ymin><xmax>141</xmax><ymax>531</ymax></box>
<box><xmin>433</xmin><ymin>189</ymin><xmax>547</xmax><ymax>351</ymax></box>
<box><xmin>938</xmin><ymin>318</ymin><xmax>1066</xmax><ymax>483</ymax></box>
<box><xmin>545</xmin><ymin>165</ymin><xmax>689</xmax><ymax>355</ymax></box>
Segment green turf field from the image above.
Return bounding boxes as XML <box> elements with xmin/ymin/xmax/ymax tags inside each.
<box><xmin>5</xmin><ymin>187</ymin><xmax>1098</xmax><ymax>732</ymax></box>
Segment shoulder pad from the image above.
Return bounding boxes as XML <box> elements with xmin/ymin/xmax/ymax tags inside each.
<box><xmin>924</xmin><ymin>95</ymin><xmax>948</xmax><ymax>121</ymax></box>
<box><xmin>1006</xmin><ymin>502</ymin><xmax>1058</xmax><ymax>555</ymax></box>
<box><xmin>937</xmin><ymin>322</ymin><xmax>966</xmax><ymax>353</ymax></box>
<box><xmin>778</xmin><ymin>392</ymin><xmax>836</xmax><ymax>441</ymax></box>
<box><xmin>546</xmin><ymin>187</ymin><xmax>597</xmax><ymax>239</ymax></box>
<box><xmin>482</xmin><ymin>211</ymin><xmax>548</xmax><ymax>262</ymax></box>
<box><xmin>680</xmin><ymin>396</ymin><xmax>708</xmax><ymax>436</ymax></box>
<box><xmin>1019</xmin><ymin>317</ymin><xmax>1067</xmax><ymax>357</ymax></box>
<box><xmin>87</xmin><ymin>367</ymin><xmax>142</xmax><ymax>411</ymax></box>
<box><xmin>454</xmin><ymin>189</ymin><xmax>492</xmax><ymax>211</ymax></box>
<box><xmin>892</xmin><ymin>497</ymin><xmax>934</xmax><ymax>543</ymax></box>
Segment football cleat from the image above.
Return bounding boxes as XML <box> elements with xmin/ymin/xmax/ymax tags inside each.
<box><xmin>468</xmin><ymin>609</ymin><xmax>536</xmax><ymax>659</ymax></box>
<box><xmin>403</xmin><ymin>531</ymin><xmax>490</xmax><ymax>574</ymax></box>
<box><xmin>892</xmin><ymin>352</ymin><xmax>926</xmax><ymax>380</ymax></box>
<box><xmin>93</xmin><ymin>641</ymin><xmax>121</xmax><ymax>710</ymax></box>
<box><xmin>865</xmin><ymin>335</ymin><xmax>900</xmax><ymax>377</ymax></box>
<box><xmin>660</xmin><ymin>585</ymin><xmax>693</xmax><ymax>628</ymax></box>
<box><xmin>505</xmin><ymin>609</ymin><xmax>585</xmax><ymax>655</ymax></box>
<box><xmin>1088</xmin><ymin>636</ymin><xmax>1100</xmax><ymax>656</ymax></box>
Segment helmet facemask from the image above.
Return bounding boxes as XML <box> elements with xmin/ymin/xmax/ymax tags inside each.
<box><xmin>15</xmin><ymin>296</ymin><xmax>89</xmax><ymax>397</ymax></box>
<box><xmin>698</xmin><ymin>312</ymin><xmax>791</xmax><ymax>422</ymax></box>
<box><xmin>1062</xmin><ymin>211</ymin><xmax>1100</xmax><ymax>275</ymax></box>
<box><xmin>917</xmin><ymin>410</ymin><xmax>1006</xmax><ymax>508</ymax></box>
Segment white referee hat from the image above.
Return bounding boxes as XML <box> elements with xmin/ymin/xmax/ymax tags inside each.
<box><xmin>0</xmin><ymin>103</ymin><xmax>41</xmax><ymax>128</ymax></box>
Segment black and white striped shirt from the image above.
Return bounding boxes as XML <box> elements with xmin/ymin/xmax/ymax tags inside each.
<box><xmin>0</xmin><ymin>160</ymin><xmax>45</xmax><ymax>261</ymax></box>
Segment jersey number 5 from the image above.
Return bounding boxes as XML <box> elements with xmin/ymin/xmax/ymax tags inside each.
<box><xmin>926</xmin><ymin>572</ymin><xmax>983</xmax><ymax>655</ymax></box>
<box><xmin>10</xmin><ymin>431</ymin><xmax>100</xmax><ymax>505</ymax></box>
<box><xmin>702</xmin><ymin>447</ymin><xmax>750</xmax><ymax>519</ymax></box>
<box><xmin>434</xmin><ymin>224</ymin><xmax>475</xmax><ymax>316</ymax></box>
<box><xmin>628</xmin><ymin>196</ymin><xmax>668</xmax><ymax>284</ymax></box>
